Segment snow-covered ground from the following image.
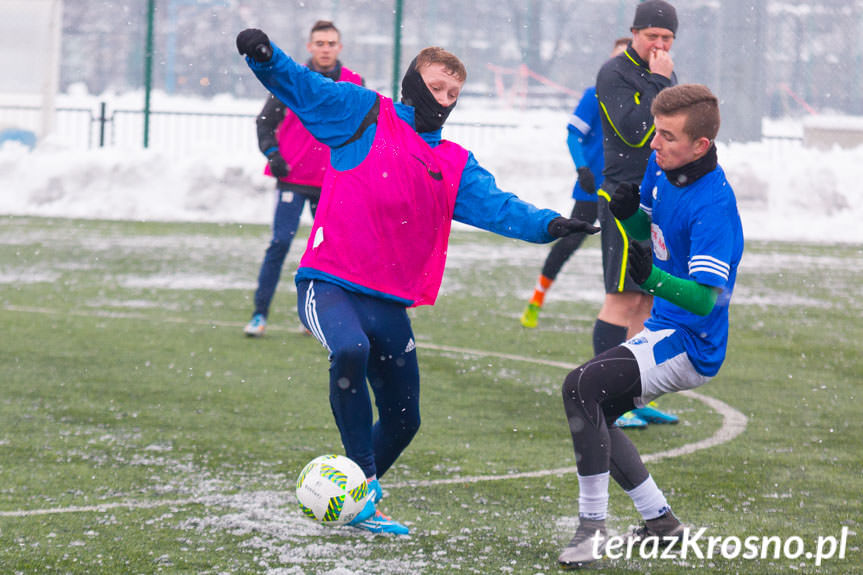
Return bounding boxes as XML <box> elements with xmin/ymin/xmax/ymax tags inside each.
<box><xmin>1</xmin><ymin>90</ymin><xmax>862</xmax><ymax>244</ymax></box>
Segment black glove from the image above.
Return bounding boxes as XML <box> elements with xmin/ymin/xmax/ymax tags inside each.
<box><xmin>627</xmin><ymin>239</ymin><xmax>653</xmax><ymax>285</ymax></box>
<box><xmin>267</xmin><ymin>150</ymin><xmax>289</xmax><ymax>179</ymax></box>
<box><xmin>609</xmin><ymin>183</ymin><xmax>641</xmax><ymax>221</ymax></box>
<box><xmin>576</xmin><ymin>166</ymin><xmax>596</xmax><ymax>195</ymax></box>
<box><xmin>236</xmin><ymin>28</ymin><xmax>273</xmax><ymax>63</ymax></box>
<box><xmin>547</xmin><ymin>216</ymin><xmax>600</xmax><ymax>238</ymax></box>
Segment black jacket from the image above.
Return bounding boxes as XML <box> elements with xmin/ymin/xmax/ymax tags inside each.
<box><xmin>595</xmin><ymin>45</ymin><xmax>677</xmax><ymax>188</ymax></box>
<box><xmin>256</xmin><ymin>61</ymin><xmax>350</xmax><ymax>194</ymax></box>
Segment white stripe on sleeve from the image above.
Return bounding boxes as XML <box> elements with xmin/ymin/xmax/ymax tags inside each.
<box><xmin>689</xmin><ymin>255</ymin><xmax>729</xmax><ymax>280</ymax></box>
<box><xmin>568</xmin><ymin>114</ymin><xmax>590</xmax><ymax>136</ymax></box>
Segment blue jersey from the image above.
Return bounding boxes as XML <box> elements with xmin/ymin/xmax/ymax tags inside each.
<box><xmin>639</xmin><ymin>152</ymin><xmax>744</xmax><ymax>377</ymax></box>
<box><xmin>567</xmin><ymin>86</ymin><xmax>605</xmax><ymax>201</ymax></box>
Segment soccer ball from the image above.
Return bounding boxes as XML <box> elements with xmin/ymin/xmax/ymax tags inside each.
<box><xmin>295</xmin><ymin>454</ymin><xmax>370</xmax><ymax>525</ymax></box>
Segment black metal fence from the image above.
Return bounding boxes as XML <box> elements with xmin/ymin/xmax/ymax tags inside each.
<box><xmin>0</xmin><ymin>105</ymin><xmax>95</xmax><ymax>149</ymax></box>
<box><xmin>1</xmin><ymin>103</ymin><xmax>800</xmax><ymax>156</ymax></box>
<box><xmin>0</xmin><ymin>103</ymin><xmax>522</xmax><ymax>156</ymax></box>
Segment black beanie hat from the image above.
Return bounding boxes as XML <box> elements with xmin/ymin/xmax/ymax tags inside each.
<box><xmin>632</xmin><ymin>0</ymin><xmax>678</xmax><ymax>36</ymax></box>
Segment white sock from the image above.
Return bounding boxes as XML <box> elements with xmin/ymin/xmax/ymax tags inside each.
<box><xmin>625</xmin><ymin>475</ymin><xmax>671</xmax><ymax>520</ymax></box>
<box><xmin>577</xmin><ymin>472</ymin><xmax>609</xmax><ymax>520</ymax></box>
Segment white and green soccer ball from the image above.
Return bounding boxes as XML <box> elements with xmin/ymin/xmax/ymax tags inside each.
<box><xmin>295</xmin><ymin>454</ymin><xmax>370</xmax><ymax>525</ymax></box>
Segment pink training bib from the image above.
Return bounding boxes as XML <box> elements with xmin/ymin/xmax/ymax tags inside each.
<box><xmin>299</xmin><ymin>96</ymin><xmax>469</xmax><ymax>307</ymax></box>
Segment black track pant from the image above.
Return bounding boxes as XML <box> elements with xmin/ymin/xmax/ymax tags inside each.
<box><xmin>562</xmin><ymin>346</ymin><xmax>650</xmax><ymax>491</ymax></box>
<box><xmin>541</xmin><ymin>200</ymin><xmax>598</xmax><ymax>280</ymax></box>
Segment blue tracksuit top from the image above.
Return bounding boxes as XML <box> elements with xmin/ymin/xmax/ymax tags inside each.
<box><xmin>245</xmin><ymin>44</ymin><xmax>559</xmax><ymax>243</ymax></box>
<box><xmin>566</xmin><ymin>86</ymin><xmax>605</xmax><ymax>201</ymax></box>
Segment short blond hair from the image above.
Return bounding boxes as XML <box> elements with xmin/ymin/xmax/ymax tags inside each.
<box><xmin>414</xmin><ymin>46</ymin><xmax>467</xmax><ymax>82</ymax></box>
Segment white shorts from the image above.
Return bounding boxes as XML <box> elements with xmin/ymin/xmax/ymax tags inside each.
<box><xmin>622</xmin><ymin>327</ymin><xmax>711</xmax><ymax>406</ymax></box>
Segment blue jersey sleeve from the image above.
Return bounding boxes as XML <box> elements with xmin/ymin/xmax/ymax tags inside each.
<box><xmin>453</xmin><ymin>152</ymin><xmax>559</xmax><ymax>243</ymax></box>
<box><xmin>568</xmin><ymin>87</ymin><xmax>605</xmax><ymax>193</ymax></box>
<box><xmin>639</xmin><ymin>153</ymin><xmax>660</xmax><ymax>215</ymax></box>
<box><xmin>571</xmin><ymin>87</ymin><xmax>599</xmax><ymax>136</ymax></box>
<box><xmin>245</xmin><ymin>44</ymin><xmax>378</xmax><ymax>149</ymax></box>
<box><xmin>567</xmin><ymin>131</ymin><xmax>587</xmax><ymax>168</ymax></box>
<box><xmin>688</xmin><ymin>191</ymin><xmax>737</xmax><ymax>289</ymax></box>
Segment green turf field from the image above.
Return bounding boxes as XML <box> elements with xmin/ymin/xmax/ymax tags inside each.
<box><xmin>1</xmin><ymin>215</ymin><xmax>861</xmax><ymax>574</ymax></box>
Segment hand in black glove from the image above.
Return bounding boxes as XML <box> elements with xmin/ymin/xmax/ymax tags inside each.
<box><xmin>609</xmin><ymin>182</ymin><xmax>641</xmax><ymax>221</ymax></box>
<box><xmin>547</xmin><ymin>216</ymin><xmax>600</xmax><ymax>238</ymax></box>
<box><xmin>236</xmin><ymin>28</ymin><xmax>273</xmax><ymax>63</ymax></box>
<box><xmin>627</xmin><ymin>239</ymin><xmax>653</xmax><ymax>285</ymax></box>
<box><xmin>576</xmin><ymin>166</ymin><xmax>596</xmax><ymax>195</ymax></box>
<box><xmin>267</xmin><ymin>150</ymin><xmax>289</xmax><ymax>179</ymax></box>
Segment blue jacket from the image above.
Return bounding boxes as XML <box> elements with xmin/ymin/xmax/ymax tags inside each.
<box><xmin>245</xmin><ymin>44</ymin><xmax>560</xmax><ymax>243</ymax></box>
<box><xmin>566</xmin><ymin>86</ymin><xmax>605</xmax><ymax>201</ymax></box>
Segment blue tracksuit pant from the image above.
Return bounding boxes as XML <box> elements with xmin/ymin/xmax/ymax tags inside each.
<box><xmin>297</xmin><ymin>279</ymin><xmax>421</xmax><ymax>479</ymax></box>
<box><xmin>253</xmin><ymin>187</ymin><xmax>316</xmax><ymax>317</ymax></box>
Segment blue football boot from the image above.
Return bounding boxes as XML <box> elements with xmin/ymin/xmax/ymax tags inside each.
<box><xmin>368</xmin><ymin>478</ymin><xmax>383</xmax><ymax>504</ymax></box>
<box><xmin>347</xmin><ymin>479</ymin><xmax>409</xmax><ymax>535</ymax></box>
<box><xmin>632</xmin><ymin>401</ymin><xmax>679</xmax><ymax>424</ymax></box>
<box><xmin>348</xmin><ymin>508</ymin><xmax>410</xmax><ymax>535</ymax></box>
<box><xmin>243</xmin><ymin>313</ymin><xmax>266</xmax><ymax>337</ymax></box>
<box><xmin>615</xmin><ymin>411</ymin><xmax>648</xmax><ymax>429</ymax></box>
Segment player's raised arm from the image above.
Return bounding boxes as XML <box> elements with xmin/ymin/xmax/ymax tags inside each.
<box><xmin>237</xmin><ymin>28</ymin><xmax>376</xmax><ymax>148</ymax></box>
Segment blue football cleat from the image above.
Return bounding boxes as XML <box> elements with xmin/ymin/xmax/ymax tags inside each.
<box><xmin>348</xmin><ymin>494</ymin><xmax>376</xmax><ymax>524</ymax></box>
<box><xmin>615</xmin><ymin>411</ymin><xmax>648</xmax><ymax>429</ymax></box>
<box><xmin>368</xmin><ymin>478</ymin><xmax>383</xmax><ymax>504</ymax></box>
<box><xmin>243</xmin><ymin>313</ymin><xmax>267</xmax><ymax>337</ymax></box>
<box><xmin>632</xmin><ymin>402</ymin><xmax>679</xmax><ymax>424</ymax></box>
<box><xmin>349</xmin><ymin>508</ymin><xmax>410</xmax><ymax>535</ymax></box>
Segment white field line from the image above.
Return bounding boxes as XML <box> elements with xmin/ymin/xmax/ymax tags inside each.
<box><xmin>390</xmin><ymin>343</ymin><xmax>748</xmax><ymax>488</ymax></box>
<box><xmin>2</xmin><ymin>304</ymin><xmax>257</xmax><ymax>329</ymax></box>
<box><xmin>0</xmin><ymin>311</ymin><xmax>747</xmax><ymax>517</ymax></box>
<box><xmin>0</xmin><ymin>499</ymin><xmax>203</xmax><ymax>518</ymax></box>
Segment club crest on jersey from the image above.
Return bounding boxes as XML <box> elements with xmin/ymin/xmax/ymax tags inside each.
<box><xmin>651</xmin><ymin>223</ymin><xmax>668</xmax><ymax>261</ymax></box>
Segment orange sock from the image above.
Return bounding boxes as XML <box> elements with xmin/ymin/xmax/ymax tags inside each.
<box><xmin>529</xmin><ymin>275</ymin><xmax>554</xmax><ymax>306</ymax></box>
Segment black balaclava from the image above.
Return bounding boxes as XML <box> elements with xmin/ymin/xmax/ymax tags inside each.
<box><xmin>400</xmin><ymin>57</ymin><xmax>457</xmax><ymax>133</ymax></box>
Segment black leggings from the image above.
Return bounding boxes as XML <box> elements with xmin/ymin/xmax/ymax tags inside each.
<box><xmin>541</xmin><ymin>200</ymin><xmax>599</xmax><ymax>280</ymax></box>
<box><xmin>562</xmin><ymin>346</ymin><xmax>650</xmax><ymax>490</ymax></box>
